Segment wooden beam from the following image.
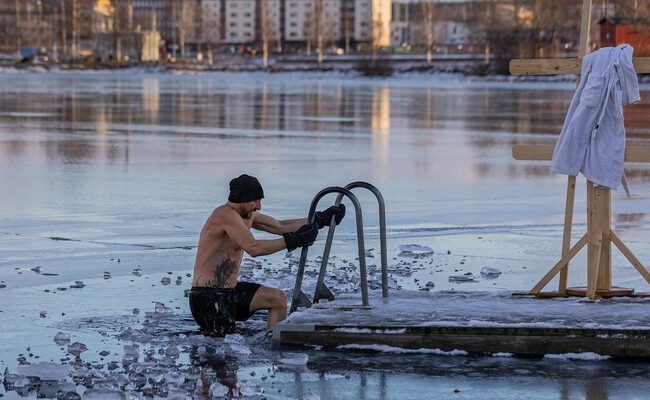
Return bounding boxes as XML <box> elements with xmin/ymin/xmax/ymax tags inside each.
<box><xmin>510</xmin><ymin>57</ymin><xmax>650</xmax><ymax>75</ymax></box>
<box><xmin>530</xmin><ymin>233</ymin><xmax>589</xmax><ymax>294</ymax></box>
<box><xmin>513</xmin><ymin>145</ymin><xmax>650</xmax><ymax>163</ymax></box>
<box><xmin>558</xmin><ymin>175</ymin><xmax>576</xmax><ymax>294</ymax></box>
<box><xmin>578</xmin><ymin>0</ymin><xmax>592</xmax><ymax>58</ymax></box>
<box><xmin>611</xmin><ymin>230</ymin><xmax>650</xmax><ymax>284</ymax></box>
<box><xmin>586</xmin><ymin>231</ymin><xmax>603</xmax><ymax>299</ymax></box>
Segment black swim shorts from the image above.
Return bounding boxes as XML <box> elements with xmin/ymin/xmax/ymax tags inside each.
<box><xmin>188</xmin><ymin>282</ymin><xmax>261</xmax><ymax>336</ymax></box>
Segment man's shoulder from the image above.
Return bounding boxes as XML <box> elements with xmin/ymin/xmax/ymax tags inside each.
<box><xmin>209</xmin><ymin>204</ymin><xmax>232</xmax><ymax>219</ymax></box>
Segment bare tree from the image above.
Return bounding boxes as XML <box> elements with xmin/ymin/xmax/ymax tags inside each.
<box><xmin>315</xmin><ymin>0</ymin><xmax>324</xmax><ymax>64</ymax></box>
<box><xmin>258</xmin><ymin>0</ymin><xmax>271</xmax><ymax>67</ymax></box>
<box><xmin>14</xmin><ymin>0</ymin><xmax>21</xmax><ymax>53</ymax></box>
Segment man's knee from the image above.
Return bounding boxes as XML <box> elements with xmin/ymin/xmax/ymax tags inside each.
<box><xmin>270</xmin><ymin>288</ymin><xmax>287</xmax><ymax>309</ymax></box>
<box><xmin>253</xmin><ymin>287</ymin><xmax>286</xmax><ymax>310</ymax></box>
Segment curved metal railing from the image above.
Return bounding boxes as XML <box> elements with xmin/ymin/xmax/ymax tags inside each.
<box><xmin>289</xmin><ymin>182</ymin><xmax>387</xmax><ymax>313</ymax></box>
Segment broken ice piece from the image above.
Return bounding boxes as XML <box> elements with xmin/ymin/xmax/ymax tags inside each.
<box><xmin>480</xmin><ymin>267</ymin><xmax>502</xmax><ymax>279</ymax></box>
<box><xmin>123</xmin><ymin>344</ymin><xmax>139</xmax><ymax>362</ymax></box>
<box><xmin>448</xmin><ymin>274</ymin><xmax>478</xmax><ymax>283</ymax></box>
<box><xmin>17</xmin><ymin>362</ymin><xmax>72</xmax><ymax>381</ymax></box>
<box><xmin>210</xmin><ymin>381</ymin><xmax>229</xmax><ymax>398</ymax></box>
<box><xmin>3</xmin><ymin>367</ymin><xmax>18</xmax><ymax>386</ymax></box>
<box><xmin>81</xmin><ymin>389</ymin><xmax>127</xmax><ymax>399</ymax></box>
<box><xmin>161</xmin><ymin>277</ymin><xmax>171</xmax><ymax>285</ymax></box>
<box><xmin>31</xmin><ymin>266</ymin><xmax>42</xmax><ymax>273</ymax></box>
<box><xmin>425</xmin><ymin>281</ymin><xmax>435</xmax><ymax>288</ymax></box>
<box><xmin>279</xmin><ymin>353</ymin><xmax>309</xmax><ymax>366</ymax></box>
<box><xmin>70</xmin><ymin>281</ymin><xmax>85</xmax><ymax>288</ymax></box>
<box><xmin>398</xmin><ymin>244</ymin><xmax>434</xmax><ymax>258</ymax></box>
<box><xmin>132</xmin><ymin>308</ymin><xmax>140</xmax><ymax>315</ymax></box>
<box><xmin>103</xmin><ymin>272</ymin><xmax>111</xmax><ymax>279</ymax></box>
<box><xmin>54</xmin><ymin>332</ymin><xmax>71</xmax><ymax>345</ymax></box>
<box><xmin>175</xmin><ymin>276</ymin><xmax>182</xmax><ymax>285</ymax></box>
<box><xmin>153</xmin><ymin>302</ymin><xmax>174</xmax><ymax>314</ymax></box>
<box><xmin>67</xmin><ymin>342</ymin><xmax>88</xmax><ymax>356</ymax></box>
<box><xmin>132</xmin><ymin>268</ymin><xmax>142</xmax><ymax>277</ymax></box>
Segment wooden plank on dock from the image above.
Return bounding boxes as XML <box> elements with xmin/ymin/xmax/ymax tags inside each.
<box><xmin>509</xmin><ymin>57</ymin><xmax>650</xmax><ymax>75</ymax></box>
<box><xmin>512</xmin><ymin>145</ymin><xmax>650</xmax><ymax>162</ymax></box>
<box><xmin>277</xmin><ymin>324</ymin><xmax>650</xmax><ymax>360</ymax></box>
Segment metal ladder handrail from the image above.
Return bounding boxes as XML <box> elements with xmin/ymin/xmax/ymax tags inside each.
<box><xmin>290</xmin><ymin>186</ymin><xmax>368</xmax><ymax>313</ymax></box>
<box><xmin>314</xmin><ymin>181</ymin><xmax>388</xmax><ymax>304</ymax></box>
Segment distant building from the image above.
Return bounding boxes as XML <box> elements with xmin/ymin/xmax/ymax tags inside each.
<box><xmin>223</xmin><ymin>0</ymin><xmax>256</xmax><ymax>43</ymax></box>
<box><xmin>599</xmin><ymin>17</ymin><xmax>650</xmax><ymax>56</ymax></box>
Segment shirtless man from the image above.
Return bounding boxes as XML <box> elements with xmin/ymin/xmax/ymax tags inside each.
<box><xmin>189</xmin><ymin>174</ymin><xmax>345</xmax><ymax>335</ymax></box>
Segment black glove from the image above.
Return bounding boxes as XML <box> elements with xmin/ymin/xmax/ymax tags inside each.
<box><xmin>314</xmin><ymin>204</ymin><xmax>346</xmax><ymax>229</ymax></box>
<box><xmin>283</xmin><ymin>222</ymin><xmax>319</xmax><ymax>251</ymax></box>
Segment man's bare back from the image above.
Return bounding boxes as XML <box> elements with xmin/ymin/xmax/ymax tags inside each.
<box><xmin>188</xmin><ymin>174</ymin><xmax>343</xmax><ymax>334</ymax></box>
<box><xmin>192</xmin><ymin>205</ymin><xmax>252</xmax><ymax>288</ymax></box>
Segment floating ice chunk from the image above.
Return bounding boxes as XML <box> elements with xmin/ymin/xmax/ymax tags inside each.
<box><xmin>197</xmin><ymin>346</ymin><xmax>207</xmax><ymax>355</ymax></box>
<box><xmin>480</xmin><ymin>267</ymin><xmax>502</xmax><ymax>279</ymax></box>
<box><xmin>161</xmin><ymin>277</ymin><xmax>171</xmax><ymax>285</ymax></box>
<box><xmin>3</xmin><ymin>367</ymin><xmax>18</xmax><ymax>386</ymax></box>
<box><xmin>17</xmin><ymin>362</ymin><xmax>72</xmax><ymax>381</ymax></box>
<box><xmin>82</xmin><ymin>388</ymin><xmax>127</xmax><ymax>399</ymax></box>
<box><xmin>70</xmin><ymin>280</ymin><xmax>85</xmax><ymax>288</ymax></box>
<box><xmin>448</xmin><ymin>274</ymin><xmax>478</xmax><ymax>283</ymax></box>
<box><xmin>123</xmin><ymin>345</ymin><xmax>139</xmax><ymax>362</ymax></box>
<box><xmin>167</xmin><ymin>388</ymin><xmax>190</xmax><ymax>399</ymax></box>
<box><xmin>132</xmin><ymin>268</ymin><xmax>142</xmax><ymax>277</ymax></box>
<box><xmin>398</xmin><ymin>244</ymin><xmax>434</xmax><ymax>258</ymax></box>
<box><xmin>31</xmin><ymin>266</ymin><xmax>42</xmax><ymax>273</ymax></box>
<box><xmin>13</xmin><ymin>376</ymin><xmax>31</xmax><ymax>388</ymax></box>
<box><xmin>223</xmin><ymin>334</ymin><xmax>245</xmax><ymax>345</ymax></box>
<box><xmin>166</xmin><ymin>371</ymin><xmax>185</xmax><ymax>387</ymax></box>
<box><xmin>147</xmin><ymin>302</ymin><xmax>175</xmax><ymax>317</ymax></box>
<box><xmin>67</xmin><ymin>342</ymin><xmax>88</xmax><ymax>356</ymax></box>
<box><xmin>210</xmin><ymin>381</ymin><xmax>229</xmax><ymax>398</ymax></box>
<box><xmin>304</xmin><ymin>393</ymin><xmax>321</xmax><ymax>400</ymax></box>
<box><xmin>165</xmin><ymin>346</ymin><xmax>180</xmax><ymax>359</ymax></box>
<box><xmin>54</xmin><ymin>332</ymin><xmax>71</xmax><ymax>345</ymax></box>
<box><xmin>278</xmin><ymin>353</ymin><xmax>309</xmax><ymax>366</ymax></box>
<box><xmin>40</xmin><ymin>310</ymin><xmax>47</xmax><ymax>318</ymax></box>
<box><xmin>228</xmin><ymin>344</ymin><xmax>251</xmax><ymax>356</ymax></box>
<box><xmin>239</xmin><ymin>382</ymin><xmax>263</xmax><ymax>396</ymax></box>
<box><xmin>103</xmin><ymin>272</ymin><xmax>111</xmax><ymax>279</ymax></box>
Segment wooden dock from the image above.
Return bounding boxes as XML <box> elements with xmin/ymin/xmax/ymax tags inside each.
<box><xmin>273</xmin><ymin>291</ymin><xmax>650</xmax><ymax>360</ymax></box>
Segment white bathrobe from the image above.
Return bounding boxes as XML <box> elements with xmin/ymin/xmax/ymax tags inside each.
<box><xmin>551</xmin><ymin>44</ymin><xmax>640</xmax><ymax>191</ymax></box>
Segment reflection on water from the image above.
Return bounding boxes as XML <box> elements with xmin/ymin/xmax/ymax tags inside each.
<box><xmin>2</xmin><ymin>73</ymin><xmax>650</xmax><ymax>177</ymax></box>
<box><xmin>1</xmin><ymin>72</ymin><xmax>650</xmax><ymax>224</ymax></box>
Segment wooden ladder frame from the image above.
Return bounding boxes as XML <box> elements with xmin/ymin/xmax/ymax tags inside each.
<box><xmin>510</xmin><ymin>0</ymin><xmax>650</xmax><ymax>299</ymax></box>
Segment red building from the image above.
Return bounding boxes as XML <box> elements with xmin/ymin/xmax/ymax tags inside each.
<box><xmin>599</xmin><ymin>17</ymin><xmax>650</xmax><ymax>55</ymax></box>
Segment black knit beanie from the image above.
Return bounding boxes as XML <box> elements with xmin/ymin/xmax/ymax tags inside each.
<box><xmin>228</xmin><ymin>174</ymin><xmax>264</xmax><ymax>203</ymax></box>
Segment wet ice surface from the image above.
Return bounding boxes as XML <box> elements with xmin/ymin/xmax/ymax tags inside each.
<box><xmin>1</xmin><ymin>71</ymin><xmax>650</xmax><ymax>398</ymax></box>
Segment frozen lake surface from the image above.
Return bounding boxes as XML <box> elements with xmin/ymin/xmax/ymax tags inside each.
<box><xmin>1</xmin><ymin>70</ymin><xmax>650</xmax><ymax>399</ymax></box>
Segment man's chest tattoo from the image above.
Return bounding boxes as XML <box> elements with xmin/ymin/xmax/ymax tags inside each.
<box><xmin>207</xmin><ymin>259</ymin><xmax>237</xmax><ymax>288</ymax></box>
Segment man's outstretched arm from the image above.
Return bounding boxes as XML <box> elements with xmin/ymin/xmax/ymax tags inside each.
<box><xmin>222</xmin><ymin>211</ymin><xmax>287</xmax><ymax>257</ymax></box>
<box><xmin>252</xmin><ymin>212</ymin><xmax>306</xmax><ymax>235</ymax></box>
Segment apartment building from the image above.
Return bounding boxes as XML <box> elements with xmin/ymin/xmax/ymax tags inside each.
<box><xmin>198</xmin><ymin>0</ymin><xmax>386</xmax><ymax>47</ymax></box>
<box><xmin>223</xmin><ymin>0</ymin><xmax>255</xmax><ymax>43</ymax></box>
